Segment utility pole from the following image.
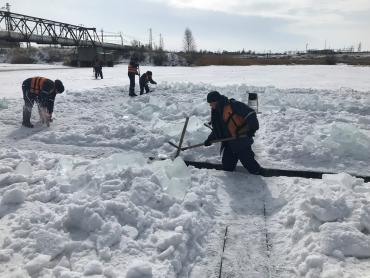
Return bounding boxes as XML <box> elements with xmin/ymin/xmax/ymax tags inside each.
<box><xmin>148</xmin><ymin>28</ymin><xmax>153</xmax><ymax>50</ymax></box>
<box><xmin>358</xmin><ymin>42</ymin><xmax>362</xmax><ymax>52</ymax></box>
<box><xmin>2</xmin><ymin>2</ymin><xmax>12</xmax><ymax>30</ymax></box>
<box><xmin>120</xmin><ymin>32</ymin><xmax>123</xmax><ymax>46</ymax></box>
<box><xmin>101</xmin><ymin>29</ymin><xmax>104</xmax><ymax>43</ymax></box>
<box><xmin>159</xmin><ymin>33</ymin><xmax>164</xmax><ymax>50</ymax></box>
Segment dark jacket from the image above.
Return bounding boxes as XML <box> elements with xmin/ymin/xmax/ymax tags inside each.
<box><xmin>93</xmin><ymin>59</ymin><xmax>103</xmax><ymax>71</ymax></box>
<box><xmin>22</xmin><ymin>77</ymin><xmax>57</xmax><ymax>114</ymax></box>
<box><xmin>207</xmin><ymin>97</ymin><xmax>259</xmax><ymax>142</ymax></box>
<box><xmin>139</xmin><ymin>73</ymin><xmax>157</xmax><ymax>87</ymax></box>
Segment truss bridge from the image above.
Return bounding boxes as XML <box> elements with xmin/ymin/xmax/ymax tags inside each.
<box><xmin>0</xmin><ymin>10</ymin><xmax>129</xmax><ymax>51</ymax></box>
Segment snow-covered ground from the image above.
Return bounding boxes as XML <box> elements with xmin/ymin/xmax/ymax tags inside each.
<box><xmin>0</xmin><ymin>63</ymin><xmax>369</xmax><ymax>277</ymax></box>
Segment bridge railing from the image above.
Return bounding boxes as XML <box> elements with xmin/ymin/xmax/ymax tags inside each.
<box><xmin>0</xmin><ymin>10</ymin><xmax>103</xmax><ymax>47</ymax></box>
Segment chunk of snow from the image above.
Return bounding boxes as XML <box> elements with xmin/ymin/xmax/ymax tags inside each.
<box><xmin>150</xmin><ymin>157</ymin><xmax>191</xmax><ymax>200</ymax></box>
<box><xmin>320</xmin><ymin>222</ymin><xmax>370</xmax><ymax>258</ymax></box>
<box><xmin>97</xmin><ymin>152</ymin><xmax>146</xmax><ymax>173</ymax></box>
<box><xmin>157</xmin><ymin>245</ymin><xmax>175</xmax><ymax>260</ymax></box>
<box><xmin>31</xmin><ymin>229</ymin><xmax>67</xmax><ymax>259</ymax></box>
<box><xmin>126</xmin><ymin>261</ymin><xmax>152</xmax><ymax>278</ymax></box>
<box><xmin>24</xmin><ymin>254</ymin><xmax>51</xmax><ymax>275</ymax></box>
<box><xmin>130</xmin><ymin>178</ymin><xmax>158</xmax><ymax>205</ymax></box>
<box><xmin>0</xmin><ymin>173</ymin><xmax>27</xmax><ymax>187</ymax></box>
<box><xmin>15</xmin><ymin>161</ymin><xmax>32</xmax><ymax>176</ymax></box>
<box><xmin>122</xmin><ymin>225</ymin><xmax>139</xmax><ymax>239</ymax></box>
<box><xmin>83</xmin><ymin>260</ymin><xmax>103</xmax><ymax>276</ymax></box>
<box><xmin>1</xmin><ymin>188</ymin><xmax>25</xmax><ymax>205</ymax></box>
<box><xmin>323</xmin><ymin>123</ymin><xmax>370</xmax><ymax>161</ymax></box>
<box><xmin>0</xmin><ymin>249</ymin><xmax>13</xmax><ymax>262</ymax></box>
<box><xmin>301</xmin><ymin>196</ymin><xmax>350</xmax><ymax>222</ymax></box>
<box><xmin>322</xmin><ymin>172</ymin><xmax>361</xmax><ymax>189</ymax></box>
<box><xmin>96</xmin><ymin>222</ymin><xmax>122</xmax><ymax>249</ymax></box>
<box><xmin>63</xmin><ymin>205</ymin><xmax>104</xmax><ymax>232</ymax></box>
<box><xmin>156</xmin><ymin>231</ymin><xmax>183</xmax><ymax>251</ymax></box>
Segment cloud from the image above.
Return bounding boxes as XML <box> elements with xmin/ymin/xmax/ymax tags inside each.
<box><xmin>147</xmin><ymin>0</ymin><xmax>370</xmax><ymax>22</ymax></box>
<box><xmin>145</xmin><ymin>0</ymin><xmax>370</xmax><ymax>50</ymax></box>
<box><xmin>6</xmin><ymin>0</ymin><xmax>370</xmax><ymax>51</ymax></box>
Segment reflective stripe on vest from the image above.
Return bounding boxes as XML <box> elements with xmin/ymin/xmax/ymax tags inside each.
<box><xmin>30</xmin><ymin>77</ymin><xmax>47</xmax><ymax>95</ymax></box>
<box><xmin>223</xmin><ymin>104</ymin><xmax>248</xmax><ymax>137</ymax></box>
<box><xmin>128</xmin><ymin>64</ymin><xmax>138</xmax><ymax>73</ymax></box>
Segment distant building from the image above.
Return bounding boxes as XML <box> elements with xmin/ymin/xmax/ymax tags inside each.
<box><xmin>307</xmin><ymin>49</ymin><xmax>335</xmax><ymax>55</ymax></box>
<box><xmin>0</xmin><ymin>39</ymin><xmax>20</xmax><ymax>48</ymax></box>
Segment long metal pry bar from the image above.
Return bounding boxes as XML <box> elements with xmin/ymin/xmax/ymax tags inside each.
<box><xmin>174</xmin><ymin>117</ymin><xmax>189</xmax><ymax>158</ymax></box>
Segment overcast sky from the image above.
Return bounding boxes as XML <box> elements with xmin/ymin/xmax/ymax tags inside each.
<box><xmin>4</xmin><ymin>0</ymin><xmax>370</xmax><ymax>52</ymax></box>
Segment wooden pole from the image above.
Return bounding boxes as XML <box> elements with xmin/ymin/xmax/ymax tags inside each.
<box><xmin>174</xmin><ymin>117</ymin><xmax>189</xmax><ymax>158</ymax></box>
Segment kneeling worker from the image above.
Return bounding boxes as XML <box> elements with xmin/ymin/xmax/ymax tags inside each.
<box><xmin>204</xmin><ymin>91</ymin><xmax>262</xmax><ymax>174</ymax></box>
<box><xmin>22</xmin><ymin>77</ymin><xmax>64</xmax><ymax>128</ymax></box>
<box><xmin>139</xmin><ymin>71</ymin><xmax>157</xmax><ymax>95</ymax></box>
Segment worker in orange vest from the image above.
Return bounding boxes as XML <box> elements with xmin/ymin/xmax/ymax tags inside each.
<box><xmin>204</xmin><ymin>91</ymin><xmax>262</xmax><ymax>174</ymax></box>
<box><xmin>128</xmin><ymin>56</ymin><xmax>139</xmax><ymax>96</ymax></box>
<box><xmin>21</xmin><ymin>77</ymin><xmax>64</xmax><ymax>128</ymax></box>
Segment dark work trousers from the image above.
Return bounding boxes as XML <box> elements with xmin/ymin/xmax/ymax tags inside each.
<box><xmin>128</xmin><ymin>72</ymin><xmax>136</xmax><ymax>95</ymax></box>
<box><xmin>139</xmin><ymin>81</ymin><xmax>149</xmax><ymax>95</ymax></box>
<box><xmin>95</xmin><ymin>67</ymin><xmax>103</xmax><ymax>79</ymax></box>
<box><xmin>22</xmin><ymin>85</ymin><xmax>36</xmax><ymax>125</ymax></box>
<box><xmin>222</xmin><ymin>137</ymin><xmax>261</xmax><ymax>174</ymax></box>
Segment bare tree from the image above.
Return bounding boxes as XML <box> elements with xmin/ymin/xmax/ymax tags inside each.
<box><xmin>183</xmin><ymin>28</ymin><xmax>196</xmax><ymax>53</ymax></box>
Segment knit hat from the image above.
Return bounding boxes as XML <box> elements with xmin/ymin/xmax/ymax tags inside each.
<box><xmin>146</xmin><ymin>71</ymin><xmax>152</xmax><ymax>76</ymax></box>
<box><xmin>54</xmin><ymin>80</ymin><xmax>64</xmax><ymax>94</ymax></box>
<box><xmin>207</xmin><ymin>91</ymin><xmax>222</xmax><ymax>103</ymax></box>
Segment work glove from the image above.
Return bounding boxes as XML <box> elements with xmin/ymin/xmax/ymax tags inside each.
<box><xmin>204</xmin><ymin>138</ymin><xmax>212</xmax><ymax>146</ymax></box>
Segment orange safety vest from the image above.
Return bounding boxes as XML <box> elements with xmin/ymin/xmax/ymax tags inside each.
<box><xmin>223</xmin><ymin>104</ymin><xmax>248</xmax><ymax>137</ymax></box>
<box><xmin>128</xmin><ymin>64</ymin><xmax>138</xmax><ymax>74</ymax></box>
<box><xmin>30</xmin><ymin>77</ymin><xmax>47</xmax><ymax>95</ymax></box>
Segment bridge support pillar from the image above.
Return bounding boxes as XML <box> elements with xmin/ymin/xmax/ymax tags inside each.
<box><xmin>74</xmin><ymin>47</ymin><xmax>114</xmax><ymax>67</ymax></box>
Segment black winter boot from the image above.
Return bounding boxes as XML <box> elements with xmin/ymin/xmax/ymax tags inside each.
<box><xmin>22</xmin><ymin>122</ymin><xmax>34</xmax><ymax>128</ymax></box>
<box><xmin>22</xmin><ymin>107</ymin><xmax>33</xmax><ymax>128</ymax></box>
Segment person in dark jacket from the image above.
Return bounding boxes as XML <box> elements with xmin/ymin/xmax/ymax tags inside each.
<box><xmin>21</xmin><ymin>77</ymin><xmax>64</xmax><ymax>128</ymax></box>
<box><xmin>93</xmin><ymin>57</ymin><xmax>103</xmax><ymax>79</ymax></box>
<box><xmin>128</xmin><ymin>57</ymin><xmax>139</xmax><ymax>97</ymax></box>
<box><xmin>139</xmin><ymin>71</ymin><xmax>157</xmax><ymax>95</ymax></box>
<box><xmin>204</xmin><ymin>91</ymin><xmax>262</xmax><ymax>174</ymax></box>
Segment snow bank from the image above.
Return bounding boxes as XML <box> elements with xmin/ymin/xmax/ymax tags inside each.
<box><xmin>268</xmin><ymin>172</ymin><xmax>370</xmax><ymax>277</ymax></box>
<box><xmin>320</xmin><ymin>223</ymin><xmax>370</xmax><ymax>258</ymax></box>
<box><xmin>2</xmin><ymin>80</ymin><xmax>369</xmax><ymax>174</ymax></box>
<box><xmin>0</xmin><ymin>149</ymin><xmax>217</xmax><ymax>277</ymax></box>
<box><xmin>0</xmin><ymin>65</ymin><xmax>369</xmax><ymax>276</ymax></box>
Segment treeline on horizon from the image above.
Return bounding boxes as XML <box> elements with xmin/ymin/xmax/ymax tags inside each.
<box><xmin>2</xmin><ymin>45</ymin><xmax>370</xmax><ymax>67</ymax></box>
